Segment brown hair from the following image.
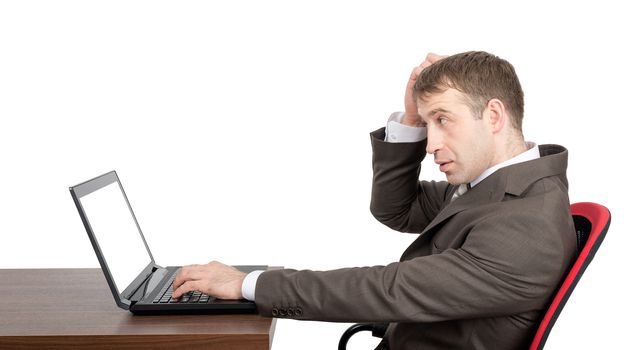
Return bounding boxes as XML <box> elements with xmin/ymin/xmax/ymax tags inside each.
<box><xmin>413</xmin><ymin>51</ymin><xmax>524</xmax><ymax>133</ymax></box>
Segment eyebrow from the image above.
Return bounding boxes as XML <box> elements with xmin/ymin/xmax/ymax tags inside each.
<box><xmin>427</xmin><ymin>108</ymin><xmax>452</xmax><ymax>117</ymax></box>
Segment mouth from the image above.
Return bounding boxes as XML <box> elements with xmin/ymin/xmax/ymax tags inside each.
<box><xmin>436</xmin><ymin>160</ymin><xmax>453</xmax><ymax>173</ymax></box>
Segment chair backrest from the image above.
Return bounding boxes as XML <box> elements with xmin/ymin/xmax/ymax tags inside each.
<box><xmin>529</xmin><ymin>202</ymin><xmax>611</xmax><ymax>350</ymax></box>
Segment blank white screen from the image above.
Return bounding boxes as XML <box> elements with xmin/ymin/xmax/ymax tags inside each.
<box><xmin>80</xmin><ymin>182</ymin><xmax>152</xmax><ymax>294</ymax></box>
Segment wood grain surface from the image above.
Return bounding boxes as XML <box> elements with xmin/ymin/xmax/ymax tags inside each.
<box><xmin>0</xmin><ymin>269</ymin><xmax>276</xmax><ymax>350</ymax></box>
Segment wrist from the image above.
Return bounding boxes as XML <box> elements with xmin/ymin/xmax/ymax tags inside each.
<box><xmin>401</xmin><ymin>113</ymin><xmax>424</xmax><ymax>127</ymax></box>
<box><xmin>241</xmin><ymin>270</ymin><xmax>265</xmax><ymax>301</ymax></box>
<box><xmin>235</xmin><ymin>272</ymin><xmax>247</xmax><ymax>299</ymax></box>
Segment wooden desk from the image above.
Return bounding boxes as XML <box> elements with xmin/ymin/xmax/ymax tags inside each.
<box><xmin>0</xmin><ymin>269</ymin><xmax>276</xmax><ymax>350</ymax></box>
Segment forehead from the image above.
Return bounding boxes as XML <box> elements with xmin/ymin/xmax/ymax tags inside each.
<box><xmin>416</xmin><ymin>88</ymin><xmax>471</xmax><ymax>118</ymax></box>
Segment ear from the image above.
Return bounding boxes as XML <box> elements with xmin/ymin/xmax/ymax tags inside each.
<box><xmin>485</xmin><ymin>98</ymin><xmax>507</xmax><ymax>134</ymax></box>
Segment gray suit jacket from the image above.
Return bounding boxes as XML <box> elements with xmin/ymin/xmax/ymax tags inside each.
<box><xmin>255</xmin><ymin>127</ymin><xmax>576</xmax><ymax>349</ymax></box>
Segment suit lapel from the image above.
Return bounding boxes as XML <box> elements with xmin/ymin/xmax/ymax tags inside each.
<box><xmin>421</xmin><ymin>179</ymin><xmax>503</xmax><ymax>235</ymax></box>
<box><xmin>399</xmin><ymin>172</ymin><xmax>508</xmax><ymax>261</ymax></box>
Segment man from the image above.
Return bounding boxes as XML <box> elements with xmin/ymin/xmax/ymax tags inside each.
<box><xmin>172</xmin><ymin>51</ymin><xmax>576</xmax><ymax>349</ymax></box>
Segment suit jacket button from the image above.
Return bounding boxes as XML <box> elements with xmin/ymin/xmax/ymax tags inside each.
<box><xmin>295</xmin><ymin>307</ymin><xmax>303</xmax><ymax>316</ymax></box>
<box><xmin>278</xmin><ymin>308</ymin><xmax>287</xmax><ymax>317</ymax></box>
<box><xmin>287</xmin><ymin>308</ymin><xmax>295</xmax><ymax>316</ymax></box>
<box><xmin>271</xmin><ymin>307</ymin><xmax>279</xmax><ymax>317</ymax></box>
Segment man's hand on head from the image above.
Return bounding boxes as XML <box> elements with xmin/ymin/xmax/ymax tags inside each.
<box><xmin>172</xmin><ymin>261</ymin><xmax>247</xmax><ymax>300</ymax></box>
<box><xmin>403</xmin><ymin>52</ymin><xmax>448</xmax><ymax>127</ymax></box>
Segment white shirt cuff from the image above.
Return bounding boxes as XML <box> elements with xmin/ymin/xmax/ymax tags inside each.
<box><xmin>385</xmin><ymin>111</ymin><xmax>427</xmax><ymax>143</ymax></box>
<box><xmin>241</xmin><ymin>270</ymin><xmax>264</xmax><ymax>301</ymax></box>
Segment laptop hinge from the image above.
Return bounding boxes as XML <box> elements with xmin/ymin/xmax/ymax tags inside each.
<box><xmin>128</xmin><ymin>265</ymin><xmax>169</xmax><ymax>302</ymax></box>
<box><xmin>127</xmin><ymin>273</ymin><xmax>153</xmax><ymax>301</ymax></box>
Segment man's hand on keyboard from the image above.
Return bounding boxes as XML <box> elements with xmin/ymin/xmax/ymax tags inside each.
<box><xmin>172</xmin><ymin>261</ymin><xmax>247</xmax><ymax>300</ymax></box>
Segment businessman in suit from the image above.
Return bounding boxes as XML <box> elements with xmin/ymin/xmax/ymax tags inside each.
<box><xmin>172</xmin><ymin>51</ymin><xmax>576</xmax><ymax>349</ymax></box>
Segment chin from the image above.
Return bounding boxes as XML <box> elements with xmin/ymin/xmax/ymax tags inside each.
<box><xmin>446</xmin><ymin>172</ymin><xmax>472</xmax><ymax>186</ymax></box>
<box><xmin>445</xmin><ymin>175</ymin><xmax>463</xmax><ymax>185</ymax></box>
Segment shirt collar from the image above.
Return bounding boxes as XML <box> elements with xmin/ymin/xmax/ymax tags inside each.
<box><xmin>469</xmin><ymin>141</ymin><xmax>540</xmax><ymax>188</ymax></box>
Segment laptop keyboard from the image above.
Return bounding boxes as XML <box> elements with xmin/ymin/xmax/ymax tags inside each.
<box><xmin>152</xmin><ymin>270</ymin><xmax>212</xmax><ymax>304</ymax></box>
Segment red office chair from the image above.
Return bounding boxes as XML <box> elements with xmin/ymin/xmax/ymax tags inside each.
<box><xmin>338</xmin><ymin>202</ymin><xmax>611</xmax><ymax>350</ymax></box>
<box><xmin>529</xmin><ymin>202</ymin><xmax>610</xmax><ymax>349</ymax></box>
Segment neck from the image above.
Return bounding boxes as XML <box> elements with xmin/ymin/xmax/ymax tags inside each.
<box><xmin>492</xmin><ymin>134</ymin><xmax>528</xmax><ymax>166</ymax></box>
<box><xmin>506</xmin><ymin>137</ymin><xmax>528</xmax><ymax>159</ymax></box>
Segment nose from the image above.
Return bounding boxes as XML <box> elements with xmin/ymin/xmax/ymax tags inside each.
<box><xmin>426</xmin><ymin>126</ymin><xmax>443</xmax><ymax>155</ymax></box>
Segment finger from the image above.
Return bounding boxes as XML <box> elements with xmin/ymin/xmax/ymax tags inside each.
<box><xmin>172</xmin><ymin>280</ymin><xmax>201</xmax><ymax>299</ymax></box>
<box><xmin>173</xmin><ymin>268</ymin><xmax>184</xmax><ymax>291</ymax></box>
<box><xmin>426</xmin><ymin>52</ymin><xmax>447</xmax><ymax>64</ymax></box>
<box><xmin>410</xmin><ymin>65</ymin><xmax>425</xmax><ymax>80</ymax></box>
<box><xmin>173</xmin><ymin>267</ymin><xmax>190</xmax><ymax>291</ymax></box>
<box><xmin>173</xmin><ymin>265</ymin><xmax>201</xmax><ymax>291</ymax></box>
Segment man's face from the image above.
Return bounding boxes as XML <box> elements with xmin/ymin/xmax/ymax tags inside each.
<box><xmin>417</xmin><ymin>88</ymin><xmax>495</xmax><ymax>185</ymax></box>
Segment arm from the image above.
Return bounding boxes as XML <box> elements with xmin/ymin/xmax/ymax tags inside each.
<box><xmin>255</xmin><ymin>208</ymin><xmax>570</xmax><ymax>323</ymax></box>
<box><xmin>370</xmin><ymin>127</ymin><xmax>452</xmax><ymax>233</ymax></box>
<box><xmin>370</xmin><ymin>53</ymin><xmax>452</xmax><ymax>233</ymax></box>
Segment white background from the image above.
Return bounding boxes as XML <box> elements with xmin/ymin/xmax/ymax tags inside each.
<box><xmin>1</xmin><ymin>1</ymin><xmax>637</xmax><ymax>349</ymax></box>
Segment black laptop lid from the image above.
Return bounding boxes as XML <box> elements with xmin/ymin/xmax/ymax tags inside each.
<box><xmin>70</xmin><ymin>171</ymin><xmax>156</xmax><ymax>309</ymax></box>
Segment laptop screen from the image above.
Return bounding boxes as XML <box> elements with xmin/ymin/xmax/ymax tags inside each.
<box><xmin>78</xmin><ymin>180</ymin><xmax>152</xmax><ymax>295</ymax></box>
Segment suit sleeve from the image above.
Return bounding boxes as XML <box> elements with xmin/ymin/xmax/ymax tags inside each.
<box><xmin>254</xmin><ymin>208</ymin><xmax>570</xmax><ymax>323</ymax></box>
<box><xmin>369</xmin><ymin>127</ymin><xmax>452</xmax><ymax>233</ymax></box>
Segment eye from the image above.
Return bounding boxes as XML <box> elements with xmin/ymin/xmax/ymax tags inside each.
<box><xmin>438</xmin><ymin>117</ymin><xmax>448</xmax><ymax>125</ymax></box>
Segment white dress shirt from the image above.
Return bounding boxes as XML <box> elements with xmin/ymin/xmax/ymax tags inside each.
<box><xmin>240</xmin><ymin>112</ymin><xmax>540</xmax><ymax>301</ymax></box>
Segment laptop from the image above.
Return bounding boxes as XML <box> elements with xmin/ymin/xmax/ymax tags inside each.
<box><xmin>69</xmin><ymin>170</ymin><xmax>267</xmax><ymax>314</ymax></box>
